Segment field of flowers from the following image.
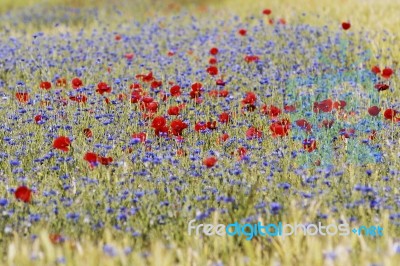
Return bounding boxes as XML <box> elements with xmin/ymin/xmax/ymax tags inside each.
<box><xmin>0</xmin><ymin>0</ymin><xmax>400</xmax><ymax>265</ymax></box>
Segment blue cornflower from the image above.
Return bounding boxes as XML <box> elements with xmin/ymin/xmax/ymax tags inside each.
<box><xmin>0</xmin><ymin>198</ymin><xmax>8</xmax><ymax>206</ymax></box>
<box><xmin>270</xmin><ymin>202</ymin><xmax>282</xmax><ymax>214</ymax></box>
<box><xmin>9</xmin><ymin>159</ymin><xmax>20</xmax><ymax>166</ymax></box>
<box><xmin>103</xmin><ymin>244</ymin><xmax>118</xmax><ymax>257</ymax></box>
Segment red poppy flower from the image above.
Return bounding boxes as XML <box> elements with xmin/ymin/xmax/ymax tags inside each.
<box><xmin>151</xmin><ymin>116</ymin><xmax>167</xmax><ymax>129</ymax></box>
<box><xmin>190</xmin><ymin>82</ymin><xmax>203</xmax><ymax>99</ymax></box>
<box><xmin>206</xmin><ymin>121</ymin><xmax>217</xmax><ymax>130</ymax></box>
<box><xmin>374</xmin><ymin>83</ymin><xmax>389</xmax><ymax>92</ymax></box>
<box><xmin>296</xmin><ymin>119</ymin><xmax>312</xmax><ymax>132</ymax></box>
<box><xmin>151</xmin><ymin>80</ymin><xmax>162</xmax><ymax>89</ymax></box>
<box><xmin>154</xmin><ymin>125</ymin><xmax>170</xmax><ymax>137</ymax></box>
<box><xmin>216</xmin><ymin>80</ymin><xmax>226</xmax><ymax>87</ymax></box>
<box><xmin>261</xmin><ymin>105</ymin><xmax>281</xmax><ymax>117</ymax></box>
<box><xmin>98</xmin><ymin>156</ymin><xmax>113</xmax><ymax>165</ymax></box>
<box><xmin>83</xmin><ymin>128</ymin><xmax>93</xmax><ymax>138</ymax></box>
<box><xmin>237</xmin><ymin>147</ymin><xmax>247</xmax><ymax>157</ymax></box>
<box><xmin>209</xmin><ymin>90</ymin><xmax>219</xmax><ymax>97</ymax></box>
<box><xmin>242</xmin><ymin>92</ymin><xmax>257</xmax><ymax>105</ymax></box>
<box><xmin>130</xmin><ymin>91</ymin><xmax>142</xmax><ymax>103</ymax></box>
<box><xmin>170</xmin><ymin>119</ymin><xmax>188</xmax><ymax>136</ymax></box>
<box><xmin>238</xmin><ymin>29</ymin><xmax>247</xmax><ymax>36</ymax></box>
<box><xmin>270</xmin><ymin>119</ymin><xmax>291</xmax><ymax>137</ymax></box>
<box><xmin>318</xmin><ymin>99</ymin><xmax>333</xmax><ymax>112</ymax></box>
<box><xmin>132</xmin><ymin>132</ymin><xmax>147</xmax><ymax>143</ymax></box>
<box><xmin>84</xmin><ymin>152</ymin><xmax>97</xmax><ymax>164</ymax></box>
<box><xmin>34</xmin><ymin>115</ymin><xmax>42</xmax><ymax>123</ymax></box>
<box><xmin>141</xmin><ymin>96</ymin><xmax>154</xmax><ymax>104</ymax></box>
<box><xmin>115</xmin><ymin>34</ymin><xmax>122</xmax><ymax>41</ymax></box>
<box><xmin>321</xmin><ymin>119</ymin><xmax>334</xmax><ymax>129</ymax></box>
<box><xmin>56</xmin><ymin>78</ymin><xmax>67</xmax><ymax>87</ymax></box>
<box><xmin>170</xmin><ymin>85</ymin><xmax>181</xmax><ymax>96</ymax></box>
<box><xmin>278</xmin><ymin>18</ymin><xmax>286</xmax><ymax>25</ymax></box>
<box><xmin>69</xmin><ymin>94</ymin><xmax>87</xmax><ymax>103</ymax></box>
<box><xmin>206</xmin><ymin>66</ymin><xmax>218</xmax><ymax>76</ymax></box>
<box><xmin>368</xmin><ymin>106</ymin><xmax>381</xmax><ymax>116</ymax></box>
<box><xmin>384</xmin><ymin>108</ymin><xmax>397</xmax><ymax>120</ymax></box>
<box><xmin>145</xmin><ymin>102</ymin><xmax>159</xmax><ymax>113</ymax></box>
<box><xmin>167</xmin><ymin>51</ymin><xmax>175</xmax><ymax>56</ymax></box>
<box><xmin>194</xmin><ymin>122</ymin><xmax>207</xmax><ymax>132</ymax></box>
<box><xmin>15</xmin><ymin>186</ymin><xmax>31</xmax><ymax>203</ymax></box>
<box><xmin>244</xmin><ymin>55</ymin><xmax>260</xmax><ymax>63</ymax></box>
<box><xmin>40</xmin><ymin>81</ymin><xmax>52</xmax><ymax>90</ymax></box>
<box><xmin>219</xmin><ymin>112</ymin><xmax>230</xmax><ymax>124</ymax></box>
<box><xmin>190</xmin><ymin>90</ymin><xmax>201</xmax><ymax>99</ymax></box>
<box><xmin>125</xmin><ymin>53</ymin><xmax>134</xmax><ymax>60</ymax></box>
<box><xmin>209</xmin><ymin>57</ymin><xmax>217</xmax><ymax>64</ymax></box>
<box><xmin>219</xmin><ymin>90</ymin><xmax>229</xmax><ymax>97</ymax></box>
<box><xmin>173</xmin><ymin>145</ymin><xmax>186</xmax><ymax>155</ymax></box>
<box><xmin>342</xmin><ymin>22</ymin><xmax>351</xmax><ymax>30</ymax></box>
<box><xmin>333</xmin><ymin>100</ymin><xmax>347</xmax><ymax>109</ymax></box>
<box><xmin>118</xmin><ymin>93</ymin><xmax>127</xmax><ymax>101</ymax></box>
<box><xmin>218</xmin><ymin>133</ymin><xmax>229</xmax><ymax>143</ymax></box>
<box><xmin>284</xmin><ymin>105</ymin><xmax>296</xmax><ymax>112</ymax></box>
<box><xmin>53</xmin><ymin>136</ymin><xmax>71</xmax><ymax>152</ymax></box>
<box><xmin>313</xmin><ymin>102</ymin><xmax>321</xmax><ymax>113</ymax></box>
<box><xmin>303</xmin><ymin>139</ymin><xmax>317</xmax><ymax>152</ymax></box>
<box><xmin>203</xmin><ymin>156</ymin><xmax>217</xmax><ymax>168</ymax></box>
<box><xmin>295</xmin><ymin>119</ymin><xmax>309</xmax><ymax>128</ymax></box>
<box><xmin>15</xmin><ymin>92</ymin><xmax>29</xmax><ymax>103</ymax></box>
<box><xmin>262</xmin><ymin>9</ymin><xmax>271</xmax><ymax>15</ymax></box>
<box><xmin>142</xmin><ymin>95</ymin><xmax>156</xmax><ymax>110</ymax></box>
<box><xmin>382</xmin><ymin>68</ymin><xmax>393</xmax><ymax>79</ymax></box>
<box><xmin>130</xmin><ymin>83</ymin><xmax>142</xmax><ymax>90</ymax></box>
<box><xmin>246</xmin><ymin>127</ymin><xmax>263</xmax><ymax>139</ymax></box>
<box><xmin>96</xmin><ymin>82</ymin><xmax>112</xmax><ymax>94</ymax></box>
<box><xmin>209</xmin><ymin>47</ymin><xmax>219</xmax><ymax>55</ymax></box>
<box><xmin>191</xmin><ymin>82</ymin><xmax>203</xmax><ymax>91</ymax></box>
<box><xmin>71</xmin><ymin>77</ymin><xmax>83</xmax><ymax>89</ymax></box>
<box><xmin>371</xmin><ymin>66</ymin><xmax>381</xmax><ymax>75</ymax></box>
<box><xmin>136</xmin><ymin>72</ymin><xmax>154</xmax><ymax>83</ymax></box>
<box><xmin>49</xmin><ymin>234</ymin><xmax>64</xmax><ymax>244</ymax></box>
<box><xmin>167</xmin><ymin>106</ymin><xmax>180</xmax><ymax>116</ymax></box>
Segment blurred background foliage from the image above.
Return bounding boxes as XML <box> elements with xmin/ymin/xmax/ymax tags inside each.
<box><xmin>1</xmin><ymin>0</ymin><xmax>400</xmax><ymax>34</ymax></box>
<box><xmin>1</xmin><ymin>0</ymin><xmax>399</xmax><ymax>71</ymax></box>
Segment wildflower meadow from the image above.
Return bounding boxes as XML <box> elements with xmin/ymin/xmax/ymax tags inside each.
<box><xmin>0</xmin><ymin>0</ymin><xmax>400</xmax><ymax>265</ymax></box>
